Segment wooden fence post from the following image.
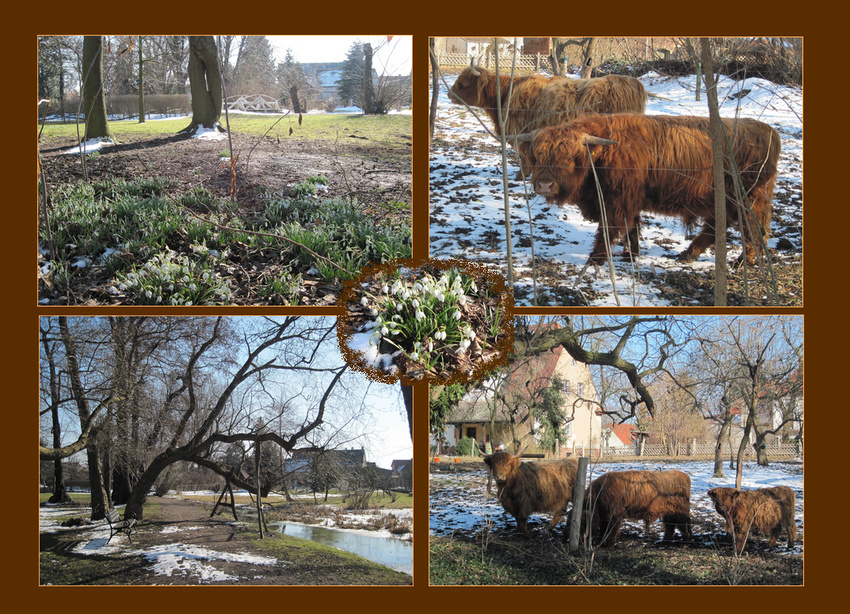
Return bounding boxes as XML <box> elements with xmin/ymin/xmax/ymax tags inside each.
<box><xmin>568</xmin><ymin>456</ymin><xmax>590</xmax><ymax>553</ymax></box>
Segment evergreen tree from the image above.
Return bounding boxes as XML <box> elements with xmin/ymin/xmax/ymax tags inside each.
<box><xmin>337</xmin><ymin>40</ymin><xmax>365</xmax><ymax>108</ymax></box>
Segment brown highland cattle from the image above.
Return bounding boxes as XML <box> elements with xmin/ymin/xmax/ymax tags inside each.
<box><xmin>707</xmin><ymin>486</ymin><xmax>797</xmax><ymax>554</ymax></box>
<box><xmin>449</xmin><ymin>65</ymin><xmax>647</xmax><ymax>176</ymax></box>
<box><xmin>515</xmin><ymin>113</ymin><xmax>781</xmax><ymax>264</ymax></box>
<box><xmin>586</xmin><ymin>469</ymin><xmax>691</xmax><ymax>547</ymax></box>
<box><xmin>483</xmin><ymin>451</ymin><xmax>579</xmax><ymax>532</ymax></box>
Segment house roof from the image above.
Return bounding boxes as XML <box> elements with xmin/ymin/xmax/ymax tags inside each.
<box><xmin>610</xmin><ymin>423</ymin><xmax>637</xmax><ymax>445</ymax></box>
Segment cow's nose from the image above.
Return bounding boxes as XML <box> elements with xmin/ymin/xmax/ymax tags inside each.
<box><xmin>536</xmin><ymin>181</ymin><xmax>554</xmax><ymax>195</ymax></box>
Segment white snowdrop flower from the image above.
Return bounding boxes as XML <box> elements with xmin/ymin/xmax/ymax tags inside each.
<box><xmin>415</xmin><ymin>310</ymin><xmax>425</xmax><ymax>321</ymax></box>
<box><xmin>361</xmin><ymin>296</ymin><xmax>369</xmax><ymax>307</ymax></box>
<box><xmin>381</xmin><ymin>326</ymin><xmax>389</xmax><ymax>336</ymax></box>
<box><xmin>453</xmin><ymin>310</ymin><xmax>461</xmax><ymax>320</ymax></box>
<box><xmin>144</xmin><ymin>290</ymin><xmax>152</xmax><ymax>298</ymax></box>
<box><xmin>410</xmin><ymin>352</ymin><xmax>419</xmax><ymax>362</ymax></box>
<box><xmin>156</xmin><ymin>295</ymin><xmax>163</xmax><ymax>303</ymax></box>
<box><xmin>428</xmin><ymin>341</ymin><xmax>434</xmax><ymax>352</ymax></box>
<box><xmin>189</xmin><ymin>283</ymin><xmax>197</xmax><ymax>291</ymax></box>
<box><xmin>370</xmin><ymin>308</ymin><xmax>378</xmax><ymax>316</ymax></box>
<box><xmin>435</xmin><ymin>292</ymin><xmax>445</xmax><ymax>302</ymax></box>
<box><xmin>396</xmin><ymin>302</ymin><xmax>403</xmax><ymax>311</ymax></box>
<box><xmin>402</xmin><ymin>290</ymin><xmax>411</xmax><ymax>301</ymax></box>
<box><xmin>413</xmin><ymin>282</ymin><xmax>422</xmax><ymax>293</ymax></box>
<box><xmin>468</xmin><ymin>329</ymin><xmax>476</xmax><ymax>340</ymax></box>
<box><xmin>412</xmin><ymin>298</ymin><xmax>420</xmax><ymax>308</ymax></box>
<box><xmin>383</xmin><ymin>284</ymin><xmax>389</xmax><ymax>294</ymax></box>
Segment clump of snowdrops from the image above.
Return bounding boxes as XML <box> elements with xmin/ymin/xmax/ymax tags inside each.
<box><xmin>358</xmin><ymin>266</ymin><xmax>504</xmax><ymax>377</ymax></box>
<box><xmin>115</xmin><ymin>250</ymin><xmax>232</xmax><ymax>305</ymax></box>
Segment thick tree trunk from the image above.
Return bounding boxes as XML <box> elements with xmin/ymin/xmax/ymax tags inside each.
<box><xmin>81</xmin><ymin>36</ymin><xmax>112</xmax><ymax>142</ymax></box>
<box><xmin>181</xmin><ymin>36</ymin><xmax>224</xmax><ymax>135</ymax></box>
<box><xmin>580</xmin><ymin>37</ymin><xmax>597</xmax><ymax>79</ymax></box>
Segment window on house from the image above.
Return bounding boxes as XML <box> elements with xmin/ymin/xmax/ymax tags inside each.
<box><xmin>564</xmin><ymin>420</ymin><xmax>572</xmax><ymax>436</ymax></box>
<box><xmin>466</xmin><ymin>427</ymin><xmax>477</xmax><ymax>440</ymax></box>
<box><xmin>577</xmin><ymin>382</ymin><xmax>584</xmax><ymax>397</ymax></box>
<box><xmin>563</xmin><ymin>380</ymin><xmax>570</xmax><ymax>395</ymax></box>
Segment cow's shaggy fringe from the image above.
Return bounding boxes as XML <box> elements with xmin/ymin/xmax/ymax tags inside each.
<box><xmin>484</xmin><ymin>451</ymin><xmax>579</xmax><ymax>533</ymax></box>
<box><xmin>449</xmin><ymin>66</ymin><xmax>647</xmax><ymax>176</ymax></box>
<box><xmin>586</xmin><ymin>469</ymin><xmax>692</xmax><ymax>547</ymax></box>
<box><xmin>707</xmin><ymin>486</ymin><xmax>797</xmax><ymax>554</ymax></box>
<box><xmin>521</xmin><ymin>113</ymin><xmax>781</xmax><ymax>264</ymax></box>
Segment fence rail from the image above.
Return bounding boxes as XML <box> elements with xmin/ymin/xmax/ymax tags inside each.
<box><xmin>436</xmin><ymin>52</ymin><xmax>551</xmax><ymax>73</ymax></box>
<box><xmin>597</xmin><ymin>441</ymin><xmax>800</xmax><ymax>459</ymax></box>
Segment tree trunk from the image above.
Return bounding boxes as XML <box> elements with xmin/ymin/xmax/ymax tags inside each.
<box><xmin>700</xmin><ymin>38</ymin><xmax>728</xmax><ymax>306</ymax></box>
<box><xmin>138</xmin><ymin>36</ymin><xmax>146</xmax><ymax>123</ymax></box>
<box><xmin>81</xmin><ymin>36</ymin><xmax>113</xmax><ymax>142</ymax></box>
<box><xmin>289</xmin><ymin>85</ymin><xmax>303</xmax><ymax>114</ymax></box>
<box><xmin>181</xmin><ymin>36</ymin><xmax>224</xmax><ymax>134</ymax></box>
<box><xmin>712</xmin><ymin>394</ymin><xmax>732</xmax><ymax>478</ymax></box>
<box><xmin>580</xmin><ymin>38</ymin><xmax>598</xmax><ymax>79</ymax></box>
<box><xmin>362</xmin><ymin>43</ymin><xmax>374</xmax><ymax>114</ymax></box>
<box><xmin>429</xmin><ymin>38</ymin><xmax>439</xmax><ymax>140</ymax></box>
<box><xmin>59</xmin><ymin>317</ymin><xmax>109</xmax><ymax>519</ymax></box>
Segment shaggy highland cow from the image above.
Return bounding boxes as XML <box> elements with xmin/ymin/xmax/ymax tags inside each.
<box><xmin>707</xmin><ymin>486</ymin><xmax>797</xmax><ymax>554</ymax></box>
<box><xmin>515</xmin><ymin>113</ymin><xmax>781</xmax><ymax>264</ymax></box>
<box><xmin>586</xmin><ymin>469</ymin><xmax>692</xmax><ymax>547</ymax></box>
<box><xmin>449</xmin><ymin>64</ymin><xmax>647</xmax><ymax>177</ymax></box>
<box><xmin>483</xmin><ymin>451</ymin><xmax>579</xmax><ymax>532</ymax></box>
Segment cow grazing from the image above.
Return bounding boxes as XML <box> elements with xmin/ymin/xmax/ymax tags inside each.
<box><xmin>707</xmin><ymin>486</ymin><xmax>797</xmax><ymax>554</ymax></box>
<box><xmin>586</xmin><ymin>469</ymin><xmax>691</xmax><ymax>547</ymax></box>
<box><xmin>516</xmin><ymin>113</ymin><xmax>781</xmax><ymax>264</ymax></box>
<box><xmin>449</xmin><ymin>65</ymin><xmax>647</xmax><ymax>176</ymax></box>
<box><xmin>483</xmin><ymin>451</ymin><xmax>579</xmax><ymax>532</ymax></box>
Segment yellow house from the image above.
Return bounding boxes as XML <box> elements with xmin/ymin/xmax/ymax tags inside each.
<box><xmin>440</xmin><ymin>344</ymin><xmax>602</xmax><ymax>458</ymax></box>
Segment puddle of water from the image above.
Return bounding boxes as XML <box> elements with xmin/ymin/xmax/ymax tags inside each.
<box><xmin>272</xmin><ymin>522</ymin><xmax>412</xmax><ymax>576</ymax></box>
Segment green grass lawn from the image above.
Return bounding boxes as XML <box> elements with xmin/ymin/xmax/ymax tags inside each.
<box><xmin>40</xmin><ymin>112</ymin><xmax>412</xmax><ymax>147</ymax></box>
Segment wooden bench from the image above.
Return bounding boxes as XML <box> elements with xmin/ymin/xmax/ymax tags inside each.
<box><xmin>105</xmin><ymin>509</ymin><xmax>137</xmax><ymax>544</ymax></box>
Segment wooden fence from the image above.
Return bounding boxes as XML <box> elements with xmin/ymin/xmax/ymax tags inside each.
<box><xmin>598</xmin><ymin>441</ymin><xmax>800</xmax><ymax>460</ymax></box>
<box><xmin>436</xmin><ymin>52</ymin><xmax>552</xmax><ymax>73</ymax></box>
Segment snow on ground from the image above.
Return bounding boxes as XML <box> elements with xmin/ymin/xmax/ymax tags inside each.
<box><xmin>429</xmin><ymin>71</ymin><xmax>803</xmax><ymax>306</ymax></box>
<box><xmin>40</xmin><ymin>493</ymin><xmax>412</xmax><ymax>583</ymax></box>
<box><xmin>429</xmin><ymin>459</ymin><xmax>803</xmax><ymax>555</ymax></box>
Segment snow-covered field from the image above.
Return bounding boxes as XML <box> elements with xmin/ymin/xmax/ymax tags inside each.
<box><xmin>429</xmin><ymin>71</ymin><xmax>803</xmax><ymax>306</ymax></box>
<box><xmin>429</xmin><ymin>459</ymin><xmax>803</xmax><ymax>554</ymax></box>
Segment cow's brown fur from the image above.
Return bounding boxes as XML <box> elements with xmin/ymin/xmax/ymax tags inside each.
<box><xmin>522</xmin><ymin>113</ymin><xmax>781</xmax><ymax>264</ymax></box>
<box><xmin>449</xmin><ymin>66</ymin><xmax>647</xmax><ymax>176</ymax></box>
<box><xmin>483</xmin><ymin>451</ymin><xmax>579</xmax><ymax>532</ymax></box>
<box><xmin>707</xmin><ymin>486</ymin><xmax>797</xmax><ymax>554</ymax></box>
<box><xmin>586</xmin><ymin>469</ymin><xmax>691</xmax><ymax>547</ymax></box>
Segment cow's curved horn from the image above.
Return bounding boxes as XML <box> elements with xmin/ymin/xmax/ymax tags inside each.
<box><xmin>469</xmin><ymin>58</ymin><xmax>481</xmax><ymax>77</ymax></box>
<box><xmin>583</xmin><ymin>135</ymin><xmax>618</xmax><ymax>146</ymax></box>
<box><xmin>505</xmin><ymin>132</ymin><xmax>535</xmax><ymax>143</ymax></box>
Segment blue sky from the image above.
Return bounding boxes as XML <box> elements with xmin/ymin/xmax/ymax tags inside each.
<box><xmin>268</xmin><ymin>36</ymin><xmax>411</xmax><ymax>75</ymax></box>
